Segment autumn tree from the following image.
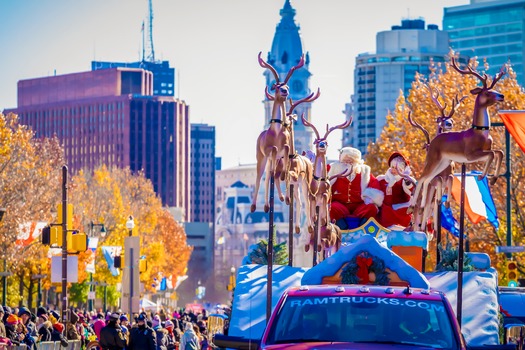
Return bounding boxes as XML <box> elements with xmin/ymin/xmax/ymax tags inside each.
<box><xmin>366</xmin><ymin>52</ymin><xmax>525</xmax><ymax>280</ymax></box>
<box><xmin>0</xmin><ymin>112</ymin><xmax>64</xmax><ymax>306</ymax></box>
<box><xmin>69</xmin><ymin>165</ymin><xmax>192</xmax><ymax>307</ymax></box>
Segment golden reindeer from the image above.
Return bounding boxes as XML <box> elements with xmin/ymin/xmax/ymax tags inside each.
<box><xmin>408</xmin><ymin>84</ymin><xmax>466</xmax><ymax>231</ymax></box>
<box><xmin>301</xmin><ymin>115</ymin><xmax>352</xmax><ymax>252</ymax></box>
<box><xmin>275</xmin><ymin>89</ymin><xmax>320</xmax><ymax>233</ymax></box>
<box><xmin>409</xmin><ymin>57</ymin><xmax>506</xmax><ymax>212</ymax></box>
<box><xmin>251</xmin><ymin>52</ymin><xmax>305</xmax><ymax>213</ymax></box>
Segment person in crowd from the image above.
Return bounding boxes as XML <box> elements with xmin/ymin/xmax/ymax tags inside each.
<box><xmin>18</xmin><ymin>306</ymin><xmax>37</xmax><ymax>348</ymax></box>
<box><xmin>66</xmin><ymin>310</ymin><xmax>81</xmax><ymax>340</ymax></box>
<box><xmin>5</xmin><ymin>314</ymin><xmax>22</xmax><ymax>346</ymax></box>
<box><xmin>152</xmin><ymin>315</ymin><xmax>168</xmax><ymax>350</ymax></box>
<box><xmin>377</xmin><ymin>152</ymin><xmax>415</xmax><ymax>229</ymax></box>
<box><xmin>50</xmin><ymin>322</ymin><xmax>69</xmax><ymax>348</ymax></box>
<box><xmin>119</xmin><ymin>314</ymin><xmax>130</xmax><ymax>336</ymax></box>
<box><xmin>159</xmin><ymin>309</ymin><xmax>167</xmax><ymax>322</ymax></box>
<box><xmin>99</xmin><ymin>312</ymin><xmax>127</xmax><ymax>350</ymax></box>
<box><xmin>128</xmin><ymin>313</ymin><xmax>156</xmax><ymax>350</ymax></box>
<box><xmin>179</xmin><ymin>322</ymin><xmax>200</xmax><ymax>350</ymax></box>
<box><xmin>328</xmin><ymin>147</ymin><xmax>384</xmax><ymax>229</ymax></box>
<box><xmin>93</xmin><ymin>312</ymin><xmax>106</xmax><ymax>340</ymax></box>
<box><xmin>163</xmin><ymin>320</ymin><xmax>177</xmax><ymax>350</ymax></box>
<box><xmin>36</xmin><ymin>312</ymin><xmax>52</xmax><ymax>342</ymax></box>
<box><xmin>75</xmin><ymin>312</ymin><xmax>86</xmax><ymax>346</ymax></box>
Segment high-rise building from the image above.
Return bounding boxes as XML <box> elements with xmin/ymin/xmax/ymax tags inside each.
<box><xmin>92</xmin><ymin>60</ymin><xmax>176</xmax><ymax>97</ymax></box>
<box><xmin>343</xmin><ymin>19</ymin><xmax>450</xmax><ymax>154</ymax></box>
<box><xmin>444</xmin><ymin>0</ymin><xmax>525</xmax><ymax>86</ymax></box>
<box><xmin>262</xmin><ymin>0</ymin><xmax>315</xmax><ymax>154</ymax></box>
<box><xmin>7</xmin><ymin>67</ymin><xmax>190</xmax><ymax>218</ymax></box>
<box><xmin>190</xmin><ymin>123</ymin><xmax>216</xmax><ymax>224</ymax></box>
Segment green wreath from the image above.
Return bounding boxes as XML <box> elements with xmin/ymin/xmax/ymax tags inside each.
<box><xmin>341</xmin><ymin>250</ymin><xmax>391</xmax><ymax>285</ymax></box>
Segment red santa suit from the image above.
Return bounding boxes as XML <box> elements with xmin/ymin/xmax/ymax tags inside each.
<box><xmin>377</xmin><ymin>152</ymin><xmax>415</xmax><ymax>229</ymax></box>
<box><xmin>328</xmin><ymin>148</ymin><xmax>384</xmax><ymax>222</ymax></box>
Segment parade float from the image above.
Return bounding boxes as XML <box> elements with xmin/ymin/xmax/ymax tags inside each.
<box><xmin>211</xmin><ymin>52</ymin><xmax>525</xmax><ymax>349</ymax></box>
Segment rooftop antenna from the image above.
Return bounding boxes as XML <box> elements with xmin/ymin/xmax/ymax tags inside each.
<box><xmin>144</xmin><ymin>0</ymin><xmax>156</xmax><ymax>62</ymax></box>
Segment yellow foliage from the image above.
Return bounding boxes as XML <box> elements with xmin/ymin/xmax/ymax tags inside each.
<box><xmin>366</xmin><ymin>51</ymin><xmax>525</xmax><ymax>278</ymax></box>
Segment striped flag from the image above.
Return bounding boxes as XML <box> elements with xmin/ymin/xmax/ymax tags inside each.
<box><xmin>441</xmin><ymin>171</ymin><xmax>499</xmax><ymax>236</ymax></box>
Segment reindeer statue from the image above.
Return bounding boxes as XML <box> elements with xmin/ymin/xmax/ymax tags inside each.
<box><xmin>251</xmin><ymin>52</ymin><xmax>305</xmax><ymax>213</ymax></box>
<box><xmin>409</xmin><ymin>57</ymin><xmax>506</xmax><ymax>213</ymax></box>
<box><xmin>301</xmin><ymin>115</ymin><xmax>352</xmax><ymax>255</ymax></box>
<box><xmin>407</xmin><ymin>84</ymin><xmax>466</xmax><ymax>232</ymax></box>
<box><xmin>274</xmin><ymin>89</ymin><xmax>320</xmax><ymax>234</ymax></box>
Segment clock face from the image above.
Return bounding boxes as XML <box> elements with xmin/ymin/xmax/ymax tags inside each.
<box><xmin>292</xmin><ymin>80</ymin><xmax>303</xmax><ymax>92</ymax></box>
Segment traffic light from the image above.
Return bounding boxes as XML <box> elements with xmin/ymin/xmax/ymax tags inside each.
<box><xmin>69</xmin><ymin>231</ymin><xmax>88</xmax><ymax>252</ymax></box>
<box><xmin>139</xmin><ymin>258</ymin><xmax>147</xmax><ymax>273</ymax></box>
<box><xmin>41</xmin><ymin>226</ymin><xmax>51</xmax><ymax>245</ymax></box>
<box><xmin>507</xmin><ymin>260</ymin><xmax>519</xmax><ymax>287</ymax></box>
<box><xmin>114</xmin><ymin>255</ymin><xmax>122</xmax><ymax>269</ymax></box>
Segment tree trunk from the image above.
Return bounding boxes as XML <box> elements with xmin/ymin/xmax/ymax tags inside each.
<box><xmin>28</xmin><ymin>278</ymin><xmax>34</xmax><ymax>309</ymax></box>
<box><xmin>18</xmin><ymin>272</ymin><xmax>24</xmax><ymax>307</ymax></box>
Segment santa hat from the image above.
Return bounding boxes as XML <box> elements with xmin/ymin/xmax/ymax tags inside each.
<box><xmin>388</xmin><ymin>152</ymin><xmax>409</xmax><ymax>166</ymax></box>
<box><xmin>339</xmin><ymin>147</ymin><xmax>363</xmax><ymax>164</ymax></box>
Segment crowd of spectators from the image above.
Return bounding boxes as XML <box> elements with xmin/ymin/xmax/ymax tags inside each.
<box><xmin>0</xmin><ymin>305</ymin><xmax>213</xmax><ymax>350</ymax></box>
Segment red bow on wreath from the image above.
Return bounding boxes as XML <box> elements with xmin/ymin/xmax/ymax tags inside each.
<box><xmin>356</xmin><ymin>256</ymin><xmax>373</xmax><ymax>284</ymax></box>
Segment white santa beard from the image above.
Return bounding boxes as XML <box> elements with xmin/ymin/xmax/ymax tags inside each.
<box><xmin>385</xmin><ymin>169</ymin><xmax>401</xmax><ymax>187</ymax></box>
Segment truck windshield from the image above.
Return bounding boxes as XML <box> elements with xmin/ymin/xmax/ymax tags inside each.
<box><xmin>265</xmin><ymin>295</ymin><xmax>458</xmax><ymax>349</ymax></box>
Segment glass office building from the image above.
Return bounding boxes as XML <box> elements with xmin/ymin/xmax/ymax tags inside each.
<box><xmin>444</xmin><ymin>0</ymin><xmax>525</xmax><ymax>85</ymax></box>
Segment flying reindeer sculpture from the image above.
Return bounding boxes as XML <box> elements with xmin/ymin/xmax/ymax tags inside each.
<box><xmin>409</xmin><ymin>57</ymin><xmax>506</xmax><ymax>214</ymax></box>
<box><xmin>251</xmin><ymin>52</ymin><xmax>305</xmax><ymax>213</ymax></box>
<box><xmin>408</xmin><ymin>84</ymin><xmax>466</xmax><ymax>232</ymax></box>
<box><xmin>274</xmin><ymin>89</ymin><xmax>320</xmax><ymax>234</ymax></box>
<box><xmin>301</xmin><ymin>115</ymin><xmax>352</xmax><ymax>256</ymax></box>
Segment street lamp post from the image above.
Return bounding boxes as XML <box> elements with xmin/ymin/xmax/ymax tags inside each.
<box><xmin>126</xmin><ymin>216</ymin><xmax>135</xmax><ymax>317</ymax></box>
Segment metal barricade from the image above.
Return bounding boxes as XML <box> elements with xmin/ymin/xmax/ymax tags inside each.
<box><xmin>6</xmin><ymin>345</ymin><xmax>28</xmax><ymax>350</ymax></box>
<box><xmin>36</xmin><ymin>342</ymin><xmax>57</xmax><ymax>350</ymax></box>
<box><xmin>65</xmin><ymin>340</ymin><xmax>81</xmax><ymax>350</ymax></box>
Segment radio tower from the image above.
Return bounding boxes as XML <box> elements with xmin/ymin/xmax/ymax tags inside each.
<box><xmin>143</xmin><ymin>0</ymin><xmax>156</xmax><ymax>62</ymax></box>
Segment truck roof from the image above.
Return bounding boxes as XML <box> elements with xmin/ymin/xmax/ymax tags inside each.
<box><xmin>284</xmin><ymin>284</ymin><xmax>445</xmax><ymax>301</ymax></box>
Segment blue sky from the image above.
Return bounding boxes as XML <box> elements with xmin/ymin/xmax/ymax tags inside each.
<box><xmin>0</xmin><ymin>0</ymin><xmax>468</xmax><ymax>169</ymax></box>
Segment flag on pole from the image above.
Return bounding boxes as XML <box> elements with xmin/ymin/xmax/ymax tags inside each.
<box><xmin>102</xmin><ymin>246</ymin><xmax>122</xmax><ymax>276</ymax></box>
<box><xmin>499</xmin><ymin>110</ymin><xmax>525</xmax><ymax>154</ymax></box>
<box><xmin>441</xmin><ymin>171</ymin><xmax>499</xmax><ymax>235</ymax></box>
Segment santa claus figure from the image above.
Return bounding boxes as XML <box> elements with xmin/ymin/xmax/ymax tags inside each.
<box><xmin>328</xmin><ymin>147</ymin><xmax>384</xmax><ymax>228</ymax></box>
<box><xmin>377</xmin><ymin>152</ymin><xmax>415</xmax><ymax>229</ymax></box>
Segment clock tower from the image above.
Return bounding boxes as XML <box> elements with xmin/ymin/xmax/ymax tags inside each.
<box><xmin>262</xmin><ymin>0</ymin><xmax>314</xmax><ymax>154</ymax></box>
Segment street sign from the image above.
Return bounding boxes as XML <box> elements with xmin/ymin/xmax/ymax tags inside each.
<box><xmin>496</xmin><ymin>246</ymin><xmax>525</xmax><ymax>253</ymax></box>
<box><xmin>88</xmin><ymin>291</ymin><xmax>96</xmax><ymax>300</ymax></box>
<box><xmin>0</xmin><ymin>272</ymin><xmax>12</xmax><ymax>277</ymax></box>
<box><xmin>32</xmin><ymin>274</ymin><xmax>47</xmax><ymax>279</ymax></box>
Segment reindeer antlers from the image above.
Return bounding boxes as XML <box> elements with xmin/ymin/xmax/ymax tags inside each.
<box><xmin>288</xmin><ymin>88</ymin><xmax>321</xmax><ymax>116</ymax></box>
<box><xmin>258</xmin><ymin>51</ymin><xmax>305</xmax><ymax>85</ymax></box>
<box><xmin>323</xmin><ymin>117</ymin><xmax>353</xmax><ymax>140</ymax></box>
<box><xmin>301</xmin><ymin>115</ymin><xmax>353</xmax><ymax>142</ymax></box>
<box><xmin>424</xmin><ymin>83</ymin><xmax>466</xmax><ymax>121</ymax></box>
<box><xmin>451</xmin><ymin>56</ymin><xmax>506</xmax><ymax>90</ymax></box>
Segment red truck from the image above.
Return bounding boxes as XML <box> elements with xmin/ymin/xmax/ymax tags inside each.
<box><xmin>213</xmin><ymin>284</ymin><xmax>520</xmax><ymax>350</ymax></box>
